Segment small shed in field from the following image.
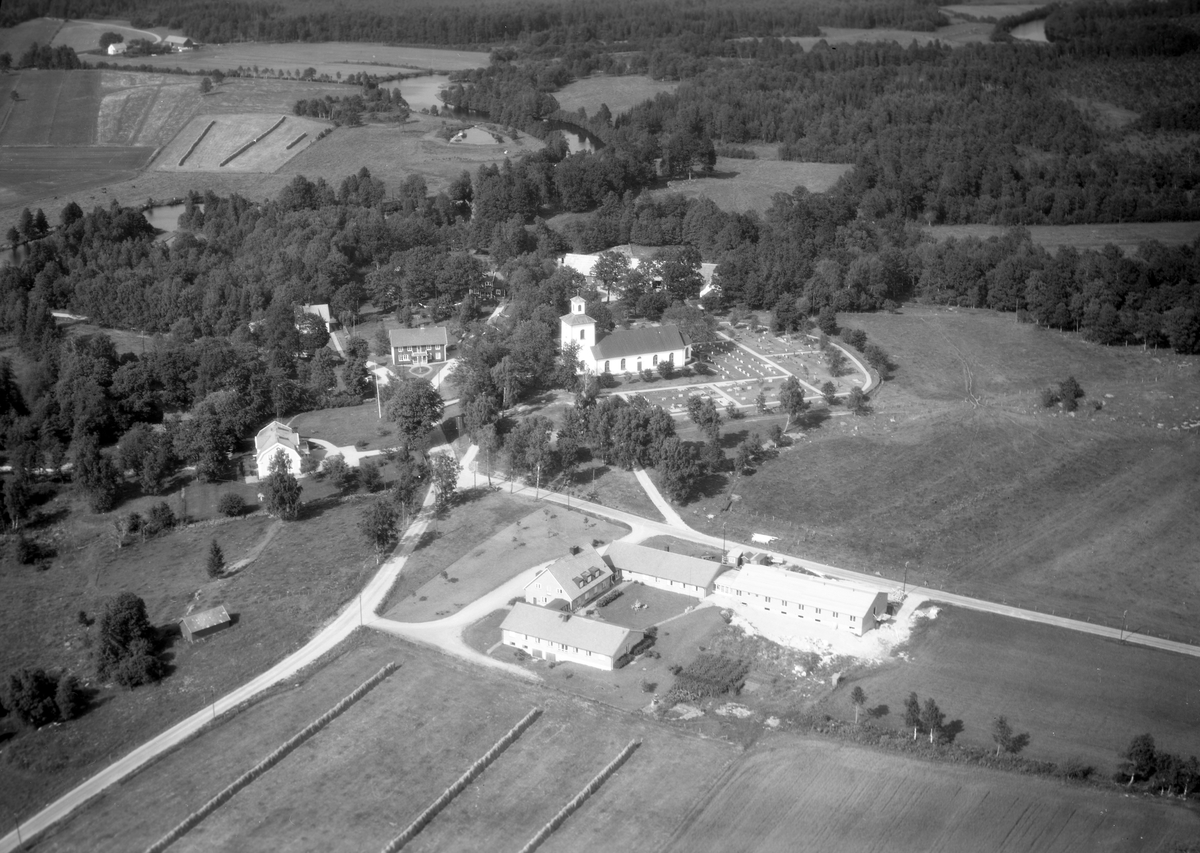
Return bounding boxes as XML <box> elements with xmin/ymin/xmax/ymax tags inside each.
<box><xmin>180</xmin><ymin>605</ymin><xmax>232</xmax><ymax>642</ymax></box>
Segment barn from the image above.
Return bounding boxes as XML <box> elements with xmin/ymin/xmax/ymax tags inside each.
<box><xmin>715</xmin><ymin>565</ymin><xmax>889</xmax><ymax>636</ymax></box>
<box><xmin>180</xmin><ymin>605</ymin><xmax>231</xmax><ymax>642</ymax></box>
<box><xmin>605</xmin><ymin>542</ymin><xmax>727</xmax><ymax>599</ymax></box>
<box><xmin>500</xmin><ymin>603</ymin><xmax>642</xmax><ymax>671</ymax></box>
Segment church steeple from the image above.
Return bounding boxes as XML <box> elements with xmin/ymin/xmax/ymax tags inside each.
<box><xmin>560</xmin><ymin>295</ymin><xmax>596</xmax><ymax>353</ymax></box>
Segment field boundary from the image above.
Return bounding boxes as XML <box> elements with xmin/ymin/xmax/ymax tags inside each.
<box><xmin>285</xmin><ymin>132</ymin><xmax>308</xmax><ymax>150</ymax></box>
<box><xmin>219</xmin><ymin>115</ymin><xmax>287</xmax><ymax>168</ymax></box>
<box><xmin>178</xmin><ymin>120</ymin><xmax>216</xmax><ymax>167</ymax></box>
<box><xmin>516</xmin><ymin>739</ymin><xmax>642</xmax><ymax>853</ymax></box>
<box><xmin>379</xmin><ymin>706</ymin><xmax>543</xmax><ymax>853</ymax></box>
<box><xmin>143</xmin><ymin>661</ymin><xmax>400</xmax><ymax>853</ymax></box>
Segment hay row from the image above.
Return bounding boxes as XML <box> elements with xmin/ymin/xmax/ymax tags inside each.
<box><xmin>285</xmin><ymin>132</ymin><xmax>308</xmax><ymax>150</ymax></box>
<box><xmin>218</xmin><ymin>115</ymin><xmax>287</xmax><ymax>168</ymax></box>
<box><xmin>143</xmin><ymin>662</ymin><xmax>401</xmax><ymax>853</ymax></box>
<box><xmin>515</xmin><ymin>739</ymin><xmax>642</xmax><ymax>853</ymax></box>
<box><xmin>178</xmin><ymin>120</ymin><xmax>216</xmax><ymax>167</ymax></box>
<box><xmin>379</xmin><ymin>707</ymin><xmax>544</xmax><ymax>853</ymax></box>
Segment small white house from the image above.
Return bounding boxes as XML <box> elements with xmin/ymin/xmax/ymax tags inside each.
<box><xmin>254</xmin><ymin>421</ymin><xmax>306</xmax><ymax>478</ymax></box>
<box><xmin>107</xmin><ymin>42</ymin><xmax>127</xmax><ymax>55</ymax></box>
<box><xmin>500</xmin><ymin>603</ymin><xmax>642</xmax><ymax>671</ymax></box>
<box><xmin>716</xmin><ymin>565</ymin><xmax>889</xmax><ymax>636</ymax></box>
<box><xmin>524</xmin><ymin>550</ymin><xmax>615</xmax><ymax>611</ymax></box>
<box><xmin>560</xmin><ymin>296</ymin><xmax>690</xmax><ymax>375</ymax></box>
<box><xmin>605</xmin><ymin>542</ymin><xmax>727</xmax><ymax>600</ymax></box>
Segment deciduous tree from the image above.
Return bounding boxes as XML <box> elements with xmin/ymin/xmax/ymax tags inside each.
<box><xmin>430</xmin><ymin>453</ymin><xmax>460</xmax><ymax>514</ymax></box>
<box><xmin>95</xmin><ymin>592</ymin><xmax>162</xmax><ymax>688</ymax></box>
<box><xmin>386</xmin><ymin>377</ymin><xmax>444</xmax><ymax>446</ymax></box>
<box><xmin>263</xmin><ymin>449</ymin><xmax>302</xmax><ymax>520</ymax></box>
<box><xmin>359</xmin><ymin>498</ymin><xmax>398</xmax><ymax>560</ymax></box>
<box><xmin>850</xmin><ymin>686</ymin><xmax>867</xmax><ymax>723</ymax></box>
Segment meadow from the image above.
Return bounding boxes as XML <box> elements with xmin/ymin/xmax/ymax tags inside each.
<box><xmin>940</xmin><ymin>3</ymin><xmax>1046</xmax><ymax>20</ymax></box>
<box><xmin>645</xmin><ymin>158</ymin><xmax>853</xmax><ymax>212</ymax></box>
<box><xmin>926</xmin><ymin>221</ymin><xmax>1200</xmax><ymax>253</ymax></box>
<box><xmin>663</xmin><ymin>737</ymin><xmax>1200</xmax><ymax>853</ymax></box>
<box><xmin>553</xmin><ymin>75</ymin><xmax>678</xmax><ymax>116</ymax></box>
<box><xmin>155</xmin><ymin>113</ymin><xmax>324</xmax><ymax>172</ymax></box>
<box><xmin>0</xmin><ymin>18</ymin><xmax>63</xmax><ymax>58</ymax></box>
<box><xmin>49</xmin><ymin>19</ymin><xmax>163</xmax><ymax>54</ymax></box>
<box><xmin>0</xmin><ymin>146</ymin><xmax>152</xmax><ymax>213</ymax></box>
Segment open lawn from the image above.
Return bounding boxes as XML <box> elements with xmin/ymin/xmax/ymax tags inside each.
<box><xmin>100</xmin><ymin>42</ymin><xmax>490</xmax><ymax>78</ymax></box>
<box><xmin>663</xmin><ymin>737</ymin><xmax>1200</xmax><ymax>853</ymax></box>
<box><xmin>592</xmin><ymin>582</ymin><xmax>697</xmax><ymax>631</ymax></box>
<box><xmin>820</xmin><ymin>605</ymin><xmax>1200</xmax><ymax>770</ymax></box>
<box><xmin>681</xmin><ymin>307</ymin><xmax>1200</xmax><ymax>642</ymax></box>
<box><xmin>33</xmin><ymin>636</ymin><xmax>737</xmax><ymax>853</ymax></box>
<box><xmin>385</xmin><ymin>500</ymin><xmax>627</xmax><ymax>622</ymax></box>
<box><xmin>0</xmin><ymin>489</ymin><xmax>378</xmax><ymax>826</ymax></box>
<box><xmin>646</xmin><ymin>158</ymin><xmax>853</xmax><ymax>213</ymax></box>
<box><xmin>553</xmin><ymin>75</ymin><xmax>678</xmax><ymax>116</ymax></box>
<box><xmin>925</xmin><ymin>221</ymin><xmax>1200</xmax><ymax>254</ymax></box>
<box><xmin>287</xmin><ymin>401</ymin><xmax>395</xmax><ymax>453</ymax></box>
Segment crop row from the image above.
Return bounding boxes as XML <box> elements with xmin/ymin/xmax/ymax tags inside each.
<box><xmin>378</xmin><ymin>706</ymin><xmax>543</xmax><ymax>853</ymax></box>
<box><xmin>515</xmin><ymin>739</ymin><xmax>642</xmax><ymax>853</ymax></box>
<box><xmin>218</xmin><ymin>115</ymin><xmax>287</xmax><ymax>168</ymax></box>
<box><xmin>285</xmin><ymin>132</ymin><xmax>308</xmax><ymax>150</ymax></box>
<box><xmin>178</xmin><ymin>120</ymin><xmax>216</xmax><ymax>167</ymax></box>
<box><xmin>143</xmin><ymin>661</ymin><xmax>401</xmax><ymax>853</ymax></box>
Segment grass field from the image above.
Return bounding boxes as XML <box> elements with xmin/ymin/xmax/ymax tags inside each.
<box><xmin>0</xmin><ymin>18</ymin><xmax>63</xmax><ymax>58</ymax></box>
<box><xmin>0</xmin><ymin>490</ymin><xmax>377</xmax><ymax>826</ymax></box>
<box><xmin>681</xmin><ymin>307</ymin><xmax>1200</xmax><ymax>643</ymax></box>
<box><xmin>50</xmin><ymin>19</ymin><xmax>162</xmax><ymax>53</ymax></box>
<box><xmin>553</xmin><ymin>75</ymin><xmax>678</xmax><ymax>116</ymax></box>
<box><xmin>941</xmin><ymin>3</ymin><xmax>1046</xmax><ymax>20</ymax></box>
<box><xmin>154</xmin><ymin>113</ymin><xmax>323</xmax><ymax>172</ymax></box>
<box><xmin>773</xmin><ymin>22</ymin><xmax>995</xmax><ymax>49</ymax></box>
<box><xmin>0</xmin><ymin>146</ymin><xmax>152</xmax><ymax>212</ymax></box>
<box><xmin>646</xmin><ymin>158</ymin><xmax>853</xmax><ymax>212</ymax></box>
<box><xmin>664</xmin><ymin>737</ymin><xmax>1200</xmax><ymax>853</ymax></box>
<box><xmin>820</xmin><ymin>604</ymin><xmax>1200</xmax><ymax>769</ymax></box>
<box><xmin>0</xmin><ymin>70</ymin><xmax>101</xmax><ymax>145</ymax></box>
<box><xmin>33</xmin><ymin>635</ymin><xmax>738</xmax><ymax>853</ymax></box>
<box><xmin>925</xmin><ymin>221</ymin><xmax>1200</xmax><ymax>253</ymax></box>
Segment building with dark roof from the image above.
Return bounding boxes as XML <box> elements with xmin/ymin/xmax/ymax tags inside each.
<box><xmin>180</xmin><ymin>605</ymin><xmax>232</xmax><ymax>642</ymax></box>
<box><xmin>559</xmin><ymin>296</ymin><xmax>691</xmax><ymax>375</ymax></box>
<box><xmin>524</xmin><ymin>549</ymin><xmax>616</xmax><ymax>611</ymax></box>
<box><xmin>389</xmin><ymin>326</ymin><xmax>448</xmax><ymax>366</ymax></box>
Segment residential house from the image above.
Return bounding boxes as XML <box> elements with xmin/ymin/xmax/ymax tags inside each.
<box><xmin>164</xmin><ymin>35</ymin><xmax>195</xmax><ymax>50</ymax></box>
<box><xmin>107</xmin><ymin>42</ymin><xmax>127</xmax><ymax>55</ymax></box>
<box><xmin>560</xmin><ymin>295</ymin><xmax>690</xmax><ymax>375</ymax></box>
<box><xmin>254</xmin><ymin>420</ymin><xmax>307</xmax><ymax>478</ymax></box>
<box><xmin>389</xmin><ymin>326</ymin><xmax>448</xmax><ymax>366</ymax></box>
<box><xmin>500</xmin><ymin>603</ymin><xmax>642</xmax><ymax>671</ymax></box>
<box><xmin>180</xmin><ymin>605</ymin><xmax>231</xmax><ymax>642</ymax></box>
<box><xmin>299</xmin><ymin>303</ymin><xmax>336</xmax><ymax>332</ymax></box>
<box><xmin>605</xmin><ymin>542</ymin><xmax>727</xmax><ymax>599</ymax></box>
<box><xmin>715</xmin><ymin>565</ymin><xmax>889</xmax><ymax>636</ymax></box>
<box><xmin>524</xmin><ymin>550</ymin><xmax>615</xmax><ymax>611</ymax></box>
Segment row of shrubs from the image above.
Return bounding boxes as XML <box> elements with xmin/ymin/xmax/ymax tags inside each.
<box><xmin>144</xmin><ymin>662</ymin><xmax>399</xmax><ymax>853</ymax></box>
<box><xmin>662</xmin><ymin>653</ymin><xmax>749</xmax><ymax>705</ymax></box>
<box><xmin>515</xmin><ymin>740</ymin><xmax>642</xmax><ymax>853</ymax></box>
<box><xmin>595</xmin><ymin>589</ymin><xmax>623</xmax><ymax>608</ymax></box>
<box><xmin>381</xmin><ymin>707</ymin><xmax>543</xmax><ymax>853</ymax></box>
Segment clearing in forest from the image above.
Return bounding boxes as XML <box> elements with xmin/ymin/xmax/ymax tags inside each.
<box><xmin>647</xmin><ymin>158</ymin><xmax>853</xmax><ymax>212</ymax></box>
<box><xmin>553</xmin><ymin>75</ymin><xmax>678</xmax><ymax>116</ymax></box>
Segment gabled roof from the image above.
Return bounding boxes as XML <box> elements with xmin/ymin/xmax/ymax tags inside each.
<box><xmin>255</xmin><ymin>421</ymin><xmax>301</xmax><ymax>456</ymax></box>
<box><xmin>502</xmin><ymin>603</ymin><xmax>641</xmax><ymax>657</ymax></box>
<box><xmin>719</xmin><ymin>565</ymin><xmax>886</xmax><ymax>614</ymax></box>
<box><xmin>164</xmin><ymin>35</ymin><xmax>194</xmax><ymax>45</ymax></box>
<box><xmin>592</xmin><ymin>325</ymin><xmax>689</xmax><ymax>361</ymax></box>
<box><xmin>180</xmin><ymin>604</ymin><xmax>230</xmax><ymax>633</ymax></box>
<box><xmin>389</xmin><ymin>326</ymin><xmax>448</xmax><ymax>348</ymax></box>
<box><xmin>606</xmin><ymin>542</ymin><xmax>727</xmax><ymax>588</ymax></box>
<box><xmin>561</xmin><ymin>312</ymin><xmax>594</xmax><ymax>327</ymax></box>
<box><xmin>300</xmin><ymin>303</ymin><xmax>332</xmax><ymax>323</ymax></box>
<box><xmin>561</xmin><ymin>250</ymin><xmax>642</xmax><ymax>279</ymax></box>
<box><xmin>529</xmin><ymin>551</ymin><xmax>613</xmax><ymax>598</ymax></box>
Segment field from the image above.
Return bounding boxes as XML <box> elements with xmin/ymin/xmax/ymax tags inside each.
<box><xmin>553</xmin><ymin>75</ymin><xmax>678</xmax><ymax>116</ymax></box>
<box><xmin>32</xmin><ymin>636</ymin><xmax>738</xmax><ymax>853</ymax></box>
<box><xmin>682</xmin><ymin>306</ymin><xmax>1200</xmax><ymax>643</ymax></box>
<box><xmin>819</xmin><ymin>605</ymin><xmax>1200</xmax><ymax>769</ymax></box>
<box><xmin>100</xmin><ymin>42</ymin><xmax>490</xmax><ymax>79</ymax></box>
<box><xmin>646</xmin><ymin>158</ymin><xmax>853</xmax><ymax>212</ymax></box>
<box><xmin>0</xmin><ymin>146</ymin><xmax>152</xmax><ymax>212</ymax></box>
<box><xmin>155</xmin><ymin>113</ymin><xmax>324</xmax><ymax>172</ymax></box>
<box><xmin>49</xmin><ymin>19</ymin><xmax>162</xmax><ymax>53</ymax></box>
<box><xmin>0</xmin><ymin>70</ymin><xmax>102</xmax><ymax>145</ymax></box>
<box><xmin>780</xmin><ymin>23</ymin><xmax>995</xmax><ymax>49</ymax></box>
<box><xmin>940</xmin><ymin>3</ymin><xmax>1046</xmax><ymax>20</ymax></box>
<box><xmin>926</xmin><ymin>221</ymin><xmax>1200</xmax><ymax>253</ymax></box>
<box><xmin>664</xmin><ymin>737</ymin><xmax>1200</xmax><ymax>853</ymax></box>
<box><xmin>0</xmin><ymin>18</ymin><xmax>63</xmax><ymax>58</ymax></box>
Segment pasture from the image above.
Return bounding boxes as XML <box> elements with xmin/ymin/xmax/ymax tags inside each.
<box><xmin>0</xmin><ymin>146</ymin><xmax>152</xmax><ymax>212</ymax></box>
<box><xmin>553</xmin><ymin>75</ymin><xmax>678</xmax><ymax>116</ymax></box>
<box><xmin>155</xmin><ymin>113</ymin><xmax>324</xmax><ymax>172</ymax></box>
<box><xmin>49</xmin><ymin>18</ymin><xmax>163</xmax><ymax>53</ymax></box>
<box><xmin>100</xmin><ymin>42</ymin><xmax>490</xmax><ymax>79</ymax></box>
<box><xmin>925</xmin><ymin>221</ymin><xmax>1200</xmax><ymax>254</ymax></box>
<box><xmin>777</xmin><ymin>23</ymin><xmax>995</xmax><ymax>49</ymax></box>
<box><xmin>0</xmin><ymin>18</ymin><xmax>63</xmax><ymax>58</ymax></box>
<box><xmin>0</xmin><ymin>70</ymin><xmax>101</xmax><ymax>145</ymax></box>
<box><xmin>822</xmin><ymin>605</ymin><xmax>1200</xmax><ymax>769</ymax></box>
<box><xmin>663</xmin><ymin>737</ymin><xmax>1200</xmax><ymax>853</ymax></box>
<box><xmin>683</xmin><ymin>307</ymin><xmax>1200</xmax><ymax>642</ymax></box>
<box><xmin>32</xmin><ymin>637</ymin><xmax>737</xmax><ymax>853</ymax></box>
<box><xmin>646</xmin><ymin>158</ymin><xmax>853</xmax><ymax>212</ymax></box>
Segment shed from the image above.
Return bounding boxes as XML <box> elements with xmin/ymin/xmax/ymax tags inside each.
<box><xmin>180</xmin><ymin>605</ymin><xmax>231</xmax><ymax>642</ymax></box>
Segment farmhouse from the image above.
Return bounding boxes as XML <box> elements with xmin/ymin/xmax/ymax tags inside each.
<box><xmin>254</xmin><ymin>420</ymin><xmax>307</xmax><ymax>478</ymax></box>
<box><xmin>389</xmin><ymin>326</ymin><xmax>448</xmax><ymax>366</ymax></box>
<box><xmin>524</xmin><ymin>549</ymin><xmax>616</xmax><ymax>611</ymax></box>
<box><xmin>560</xmin><ymin>296</ymin><xmax>691</xmax><ymax>375</ymax></box>
<box><xmin>605</xmin><ymin>542</ymin><xmax>727</xmax><ymax>599</ymax></box>
<box><xmin>164</xmin><ymin>35</ymin><xmax>195</xmax><ymax>50</ymax></box>
<box><xmin>106</xmin><ymin>42</ymin><xmax>127</xmax><ymax>55</ymax></box>
<box><xmin>715</xmin><ymin>565</ymin><xmax>889</xmax><ymax>636</ymax></box>
<box><xmin>180</xmin><ymin>605</ymin><xmax>231</xmax><ymax>642</ymax></box>
<box><xmin>501</xmin><ymin>603</ymin><xmax>642</xmax><ymax>670</ymax></box>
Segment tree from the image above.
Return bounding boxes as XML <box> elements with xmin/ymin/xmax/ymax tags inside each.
<box><xmin>686</xmin><ymin>395</ymin><xmax>722</xmax><ymax>443</ymax></box>
<box><xmin>826</xmin><ymin>347</ymin><xmax>848</xmax><ymax>377</ymax></box>
<box><xmin>920</xmin><ymin>697</ymin><xmax>945</xmax><ymax>744</ymax></box>
<box><xmin>0</xmin><ymin>53</ymin><xmax>11</xmax><ymax>73</ymax></box>
<box><xmin>217</xmin><ymin>492</ymin><xmax>244</xmax><ymax>517</ymax></box>
<box><xmin>95</xmin><ymin>592</ymin><xmax>162</xmax><ymax>687</ymax></box>
<box><xmin>1121</xmin><ymin>733</ymin><xmax>1158</xmax><ymax>785</ymax></box>
<box><xmin>98</xmin><ymin>32</ymin><xmax>124</xmax><ymax>50</ymax></box>
<box><xmin>55</xmin><ymin>673</ymin><xmax>84</xmax><ymax>721</ymax></box>
<box><xmin>863</xmin><ymin>343</ymin><xmax>892</xmax><ymax>379</ymax></box>
<box><xmin>391</xmin><ymin>454</ymin><xmax>426</xmax><ymax>521</ymax></box>
<box><xmin>816</xmin><ymin>306</ymin><xmax>839</xmax><ymax>335</ymax></box>
<box><xmin>991</xmin><ymin>715</ymin><xmax>1029</xmax><ymax>756</ymax></box>
<box><xmin>200</xmin><ymin>77</ymin><xmax>213</xmax><ymax>94</ymax></box>
<box><xmin>1059</xmin><ymin>375</ymin><xmax>1084</xmax><ymax>412</ymax></box>
<box><xmin>73</xmin><ymin>433</ymin><xmax>121</xmax><ymax>513</ymax></box>
<box><xmin>778</xmin><ymin>376</ymin><xmax>807</xmax><ymax>432</ymax></box>
<box><xmin>846</xmin><ymin>388</ymin><xmax>870</xmax><ymax>415</ymax></box>
<box><xmin>323</xmin><ymin>454</ymin><xmax>356</xmax><ymax>492</ymax></box>
<box><xmin>430</xmin><ymin>453</ymin><xmax>460</xmax><ymax>514</ymax></box>
<box><xmin>7</xmin><ymin>668</ymin><xmax>60</xmax><ymax>727</ymax></box>
<box><xmin>360</xmin><ymin>460</ymin><xmax>384</xmax><ymax>493</ymax></box>
<box><xmin>821</xmin><ymin>381</ymin><xmax>837</xmax><ymax>405</ymax></box>
<box><xmin>207</xmin><ymin>540</ymin><xmax>225</xmax><ymax>578</ymax></box>
<box><xmin>359</xmin><ymin>499</ymin><xmax>398</xmax><ymax>560</ymax></box>
<box><xmin>386</xmin><ymin>377</ymin><xmax>444</xmax><ymax>446</ymax></box>
<box><xmin>263</xmin><ymin>449</ymin><xmax>302</xmax><ymax>520</ymax></box>
<box><xmin>4</xmin><ymin>474</ymin><xmax>31</xmax><ymax>529</ymax></box>
<box><xmin>904</xmin><ymin>692</ymin><xmax>922</xmax><ymax>740</ymax></box>
<box><xmin>657</xmin><ymin>437</ymin><xmax>702</xmax><ymax>503</ymax></box>
<box><xmin>850</xmin><ymin>686</ymin><xmax>867</xmax><ymax>724</ymax></box>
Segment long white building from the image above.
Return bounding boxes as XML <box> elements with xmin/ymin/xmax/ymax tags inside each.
<box><xmin>500</xmin><ymin>603</ymin><xmax>643</xmax><ymax>671</ymax></box>
<box><xmin>605</xmin><ymin>542</ymin><xmax>727</xmax><ymax>599</ymax></box>
<box><xmin>560</xmin><ymin>295</ymin><xmax>691</xmax><ymax>375</ymax></box>
<box><xmin>715</xmin><ymin>565</ymin><xmax>889</xmax><ymax>636</ymax></box>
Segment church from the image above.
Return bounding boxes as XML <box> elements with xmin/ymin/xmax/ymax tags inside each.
<box><xmin>560</xmin><ymin>296</ymin><xmax>691</xmax><ymax>375</ymax></box>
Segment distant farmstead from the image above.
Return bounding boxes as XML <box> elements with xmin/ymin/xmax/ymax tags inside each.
<box><xmin>500</xmin><ymin>603</ymin><xmax>642</xmax><ymax>671</ymax></box>
<box><xmin>389</xmin><ymin>326</ymin><xmax>448</xmax><ymax>366</ymax></box>
<box><xmin>180</xmin><ymin>605</ymin><xmax>231</xmax><ymax>642</ymax></box>
<box><xmin>254</xmin><ymin>420</ymin><xmax>307</xmax><ymax>478</ymax></box>
<box><xmin>716</xmin><ymin>565</ymin><xmax>889</xmax><ymax>636</ymax></box>
<box><xmin>106</xmin><ymin>42</ymin><xmax>127</xmax><ymax>55</ymax></box>
<box><xmin>164</xmin><ymin>35</ymin><xmax>195</xmax><ymax>50</ymax></box>
<box><xmin>560</xmin><ymin>295</ymin><xmax>690</xmax><ymax>375</ymax></box>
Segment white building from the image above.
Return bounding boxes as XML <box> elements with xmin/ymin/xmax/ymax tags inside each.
<box><xmin>500</xmin><ymin>603</ymin><xmax>643</xmax><ymax>671</ymax></box>
<box><xmin>605</xmin><ymin>542</ymin><xmax>727</xmax><ymax>599</ymax></box>
<box><xmin>107</xmin><ymin>42</ymin><xmax>127</xmax><ymax>55</ymax></box>
<box><xmin>164</xmin><ymin>35</ymin><xmax>195</xmax><ymax>50</ymax></box>
<box><xmin>389</xmin><ymin>326</ymin><xmax>448</xmax><ymax>366</ymax></box>
<box><xmin>715</xmin><ymin>565</ymin><xmax>889</xmax><ymax>636</ymax></box>
<box><xmin>254</xmin><ymin>421</ymin><xmax>306</xmax><ymax>478</ymax></box>
<box><xmin>560</xmin><ymin>296</ymin><xmax>690</xmax><ymax>375</ymax></box>
<box><xmin>524</xmin><ymin>549</ymin><xmax>616</xmax><ymax>611</ymax></box>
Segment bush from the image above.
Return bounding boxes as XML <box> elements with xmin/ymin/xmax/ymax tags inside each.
<box><xmin>55</xmin><ymin>674</ymin><xmax>84</xmax><ymax>720</ymax></box>
<box><xmin>1039</xmin><ymin>387</ymin><xmax>1060</xmax><ymax>408</ymax></box>
<box><xmin>640</xmin><ymin>368</ymin><xmax>656</xmax><ymax>382</ymax></box>
<box><xmin>7</xmin><ymin>668</ymin><xmax>60</xmax><ymax>727</ymax></box>
<box><xmin>300</xmin><ymin>454</ymin><xmax>320</xmax><ymax>474</ymax></box>
<box><xmin>641</xmin><ymin>679</ymin><xmax>657</xmax><ymax>693</ymax></box>
<box><xmin>360</xmin><ymin>460</ymin><xmax>384</xmax><ymax>492</ymax></box>
<box><xmin>144</xmin><ymin>502</ymin><xmax>175</xmax><ymax>535</ymax></box>
<box><xmin>15</xmin><ymin>535</ymin><xmax>39</xmax><ymax>565</ymax></box>
<box><xmin>217</xmin><ymin>492</ymin><xmax>244</xmax><ymax>517</ymax></box>
<box><xmin>596</xmin><ymin>589</ymin><xmax>623</xmax><ymax>607</ymax></box>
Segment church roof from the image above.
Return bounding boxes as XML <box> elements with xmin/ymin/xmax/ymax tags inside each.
<box><xmin>592</xmin><ymin>325</ymin><xmax>689</xmax><ymax>361</ymax></box>
<box><xmin>561</xmin><ymin>312</ymin><xmax>594</xmax><ymax>327</ymax></box>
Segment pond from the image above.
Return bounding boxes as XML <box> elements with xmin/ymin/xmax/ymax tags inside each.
<box><xmin>381</xmin><ymin>74</ymin><xmax>451</xmax><ymax>112</ymax></box>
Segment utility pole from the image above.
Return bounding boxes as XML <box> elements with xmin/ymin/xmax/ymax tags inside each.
<box><xmin>535</xmin><ymin>463</ymin><xmax>541</xmax><ymax>500</ymax></box>
<box><xmin>374</xmin><ymin>373</ymin><xmax>382</xmax><ymax>419</ymax></box>
<box><xmin>903</xmin><ymin>561</ymin><xmax>910</xmax><ymax>596</ymax></box>
<box><xmin>1120</xmin><ymin>609</ymin><xmax>1128</xmax><ymax>642</ymax></box>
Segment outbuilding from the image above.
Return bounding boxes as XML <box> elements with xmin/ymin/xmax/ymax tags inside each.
<box><xmin>500</xmin><ymin>603</ymin><xmax>642</xmax><ymax>671</ymax></box>
<box><xmin>605</xmin><ymin>542</ymin><xmax>727</xmax><ymax>600</ymax></box>
<box><xmin>716</xmin><ymin>565</ymin><xmax>889</xmax><ymax>636</ymax></box>
<box><xmin>180</xmin><ymin>605</ymin><xmax>231</xmax><ymax>642</ymax></box>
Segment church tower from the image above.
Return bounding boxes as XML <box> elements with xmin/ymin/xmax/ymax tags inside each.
<box><xmin>560</xmin><ymin>296</ymin><xmax>596</xmax><ymax>366</ymax></box>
